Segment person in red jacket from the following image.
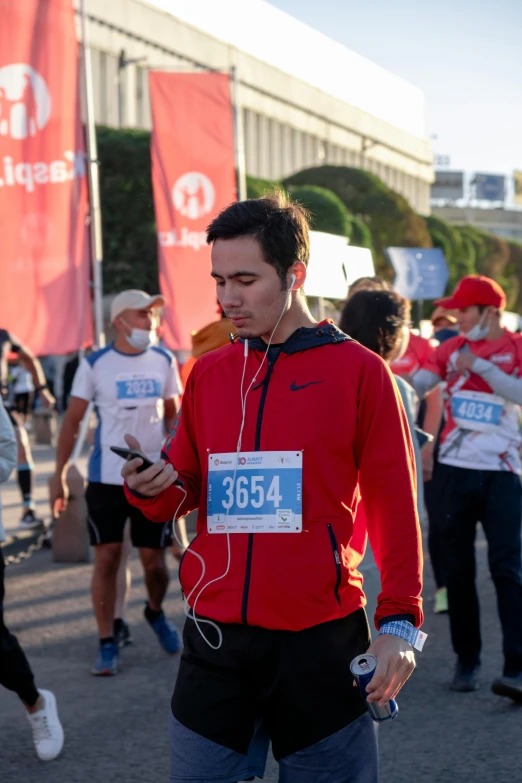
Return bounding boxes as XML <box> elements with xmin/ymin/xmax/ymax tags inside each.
<box><xmin>122</xmin><ymin>193</ymin><xmax>425</xmax><ymax>783</ymax></box>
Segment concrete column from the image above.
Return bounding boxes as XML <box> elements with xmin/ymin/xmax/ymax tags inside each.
<box><xmin>281</xmin><ymin>124</ymin><xmax>293</xmax><ymax>178</ymax></box>
<box><xmin>105</xmin><ymin>52</ymin><xmax>119</xmax><ymax>127</ymax></box>
<box><xmin>244</xmin><ymin>109</ymin><xmax>258</xmax><ymax>176</ymax></box>
<box><xmin>124</xmin><ymin>64</ymin><xmax>138</xmax><ymax>127</ymax></box>
<box><xmin>293</xmin><ymin>129</ymin><xmax>304</xmax><ymax>172</ymax></box>
<box><xmin>257</xmin><ymin>114</ymin><xmax>270</xmax><ymax>179</ymax></box>
<box><xmin>269</xmin><ymin>118</ymin><xmax>280</xmax><ymax>180</ymax></box>
<box><xmin>142</xmin><ymin>68</ymin><xmax>152</xmax><ymax>131</ymax></box>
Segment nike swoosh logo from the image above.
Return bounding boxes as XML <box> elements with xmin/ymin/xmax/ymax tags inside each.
<box><xmin>290</xmin><ymin>381</ymin><xmax>324</xmax><ymax>391</ymax></box>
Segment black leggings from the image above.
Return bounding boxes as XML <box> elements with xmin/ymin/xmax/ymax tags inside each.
<box><xmin>436</xmin><ymin>464</ymin><xmax>522</xmax><ymax>675</ymax></box>
<box><xmin>0</xmin><ymin>549</ymin><xmax>39</xmax><ymax>706</ymax></box>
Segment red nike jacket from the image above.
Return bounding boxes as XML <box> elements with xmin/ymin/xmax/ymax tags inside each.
<box><xmin>125</xmin><ymin>321</ymin><xmax>423</xmax><ymax>631</ymax></box>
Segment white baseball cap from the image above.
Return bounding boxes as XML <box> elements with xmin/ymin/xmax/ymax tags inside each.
<box><xmin>110</xmin><ymin>290</ymin><xmax>165</xmax><ymax>323</ymax></box>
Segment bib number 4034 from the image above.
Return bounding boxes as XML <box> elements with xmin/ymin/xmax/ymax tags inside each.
<box><xmin>221</xmin><ymin>475</ymin><xmax>282</xmax><ymax>510</ymax></box>
<box><xmin>455</xmin><ymin>399</ymin><xmax>493</xmax><ymax>422</ymax></box>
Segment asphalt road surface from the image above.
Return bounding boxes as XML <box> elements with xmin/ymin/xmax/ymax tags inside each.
<box><xmin>1</xmin><ymin>531</ymin><xmax>521</xmax><ymax>783</ymax></box>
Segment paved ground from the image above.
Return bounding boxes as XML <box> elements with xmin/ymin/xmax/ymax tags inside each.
<box><xmin>1</xmin><ymin>532</ymin><xmax>521</xmax><ymax>783</ymax></box>
<box><xmin>1</xmin><ymin>443</ymin><xmax>522</xmax><ymax>782</ymax></box>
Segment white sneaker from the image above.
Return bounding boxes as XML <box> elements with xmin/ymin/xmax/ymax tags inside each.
<box><xmin>26</xmin><ymin>689</ymin><xmax>64</xmax><ymax>761</ymax></box>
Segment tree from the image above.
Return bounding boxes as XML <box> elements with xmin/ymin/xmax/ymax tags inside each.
<box><xmin>348</xmin><ymin>214</ymin><xmax>374</xmax><ymax>251</ymax></box>
<box><xmin>287</xmin><ymin>185</ymin><xmax>352</xmax><ymax>237</ymax></box>
<box><xmin>284</xmin><ymin>165</ymin><xmax>431</xmax><ymax>276</ymax></box>
<box><xmin>246</xmin><ymin>175</ymin><xmax>280</xmax><ymax>199</ymax></box>
<box><xmin>97</xmin><ymin>126</ymin><xmax>158</xmax><ymax>293</ymax></box>
<box><xmin>451</xmin><ymin>226</ymin><xmax>516</xmax><ymax>310</ymax></box>
<box><xmin>505</xmin><ymin>241</ymin><xmax>522</xmax><ymax>312</ymax></box>
<box><xmin>457</xmin><ymin>225</ymin><xmax>510</xmax><ymax>280</ymax></box>
<box><xmin>426</xmin><ymin>215</ymin><xmax>476</xmax><ymax>291</ymax></box>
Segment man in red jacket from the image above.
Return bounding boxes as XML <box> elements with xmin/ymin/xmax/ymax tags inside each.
<box><xmin>123</xmin><ymin>193</ymin><xmax>425</xmax><ymax>783</ymax></box>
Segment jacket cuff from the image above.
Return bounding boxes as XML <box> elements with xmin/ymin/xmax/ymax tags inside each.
<box><xmin>125</xmin><ymin>484</ymin><xmax>150</xmax><ymax>501</ymax></box>
<box><xmin>377</xmin><ymin>614</ymin><xmax>416</xmax><ymax>629</ymax></box>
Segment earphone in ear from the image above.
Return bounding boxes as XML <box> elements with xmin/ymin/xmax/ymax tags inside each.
<box><xmin>289</xmin><ymin>273</ymin><xmax>296</xmax><ymax>291</ymax></box>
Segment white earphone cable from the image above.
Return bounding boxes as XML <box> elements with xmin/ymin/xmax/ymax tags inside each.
<box><xmin>172</xmin><ymin>274</ymin><xmax>296</xmax><ymax>649</ymax></box>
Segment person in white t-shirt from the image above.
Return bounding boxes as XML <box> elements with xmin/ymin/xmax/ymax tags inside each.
<box><xmin>50</xmin><ymin>290</ymin><xmax>182</xmax><ymax>676</ymax></box>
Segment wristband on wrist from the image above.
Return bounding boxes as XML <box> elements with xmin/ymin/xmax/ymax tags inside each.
<box><xmin>35</xmin><ymin>384</ymin><xmax>48</xmax><ymax>392</ymax></box>
<box><xmin>378</xmin><ymin>620</ymin><xmax>427</xmax><ymax>651</ymax></box>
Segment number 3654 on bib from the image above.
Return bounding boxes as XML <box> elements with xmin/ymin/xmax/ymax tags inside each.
<box><xmin>207</xmin><ymin>451</ymin><xmax>303</xmax><ymax>534</ymax></box>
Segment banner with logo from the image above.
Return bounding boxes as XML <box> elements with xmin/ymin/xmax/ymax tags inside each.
<box><xmin>150</xmin><ymin>72</ymin><xmax>237</xmax><ymax>350</ymax></box>
<box><xmin>0</xmin><ymin>0</ymin><xmax>92</xmax><ymax>355</ymax></box>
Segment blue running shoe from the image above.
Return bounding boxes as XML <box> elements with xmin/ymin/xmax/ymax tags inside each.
<box><xmin>146</xmin><ymin>610</ymin><xmax>181</xmax><ymax>654</ymax></box>
<box><xmin>91</xmin><ymin>642</ymin><xmax>119</xmax><ymax>676</ymax></box>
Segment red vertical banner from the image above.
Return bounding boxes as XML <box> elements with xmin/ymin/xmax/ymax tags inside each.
<box><xmin>0</xmin><ymin>0</ymin><xmax>92</xmax><ymax>354</ymax></box>
<box><xmin>150</xmin><ymin>72</ymin><xmax>237</xmax><ymax>350</ymax></box>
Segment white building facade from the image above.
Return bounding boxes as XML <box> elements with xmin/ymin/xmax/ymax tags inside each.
<box><xmin>75</xmin><ymin>0</ymin><xmax>434</xmax><ymax>213</ymax></box>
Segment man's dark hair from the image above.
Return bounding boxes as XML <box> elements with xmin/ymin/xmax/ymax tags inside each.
<box><xmin>339</xmin><ymin>289</ymin><xmax>408</xmax><ymax>361</ymax></box>
<box><xmin>206</xmin><ymin>191</ymin><xmax>310</xmax><ymax>288</ymax></box>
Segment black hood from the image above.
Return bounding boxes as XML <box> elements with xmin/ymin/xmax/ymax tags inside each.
<box><xmin>242</xmin><ymin>320</ymin><xmax>351</xmax><ymax>355</ymax></box>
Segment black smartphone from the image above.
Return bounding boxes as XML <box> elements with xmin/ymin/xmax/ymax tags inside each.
<box><xmin>110</xmin><ymin>446</ymin><xmax>154</xmax><ymax>473</ymax></box>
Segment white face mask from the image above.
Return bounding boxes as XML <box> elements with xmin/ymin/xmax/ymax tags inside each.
<box><xmin>125</xmin><ymin>326</ymin><xmax>154</xmax><ymax>350</ymax></box>
<box><xmin>463</xmin><ymin>311</ymin><xmax>489</xmax><ymax>342</ymax></box>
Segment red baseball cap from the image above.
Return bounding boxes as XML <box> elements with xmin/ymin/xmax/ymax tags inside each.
<box><xmin>435</xmin><ymin>275</ymin><xmax>506</xmax><ymax>310</ymax></box>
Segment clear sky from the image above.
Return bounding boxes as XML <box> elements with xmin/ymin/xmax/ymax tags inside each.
<box><xmin>268</xmin><ymin>0</ymin><xmax>522</xmax><ymax>177</ymax></box>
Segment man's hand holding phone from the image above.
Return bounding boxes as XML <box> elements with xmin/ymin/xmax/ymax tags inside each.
<box><xmin>119</xmin><ymin>434</ymin><xmax>179</xmax><ymax>497</ymax></box>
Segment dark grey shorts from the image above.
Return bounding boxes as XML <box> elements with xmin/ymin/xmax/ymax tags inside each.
<box><xmin>170</xmin><ymin>711</ymin><xmax>378</xmax><ymax>783</ymax></box>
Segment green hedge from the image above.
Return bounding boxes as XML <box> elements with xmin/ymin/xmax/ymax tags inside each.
<box><xmin>97</xmin><ymin>126</ymin><xmax>158</xmax><ymax>294</ymax></box>
<box><xmin>348</xmin><ymin>214</ymin><xmax>374</xmax><ymax>251</ymax></box>
<box><xmin>246</xmin><ymin>175</ymin><xmax>280</xmax><ymax>199</ymax></box>
<box><xmin>505</xmin><ymin>241</ymin><xmax>522</xmax><ymax>312</ymax></box>
<box><xmin>454</xmin><ymin>225</ymin><xmax>516</xmax><ymax>306</ymax></box>
<box><xmin>426</xmin><ymin>215</ymin><xmax>476</xmax><ymax>291</ymax></box>
<box><xmin>457</xmin><ymin>225</ymin><xmax>510</xmax><ymax>280</ymax></box>
<box><xmin>287</xmin><ymin>185</ymin><xmax>352</xmax><ymax>237</ymax></box>
<box><xmin>283</xmin><ymin>165</ymin><xmax>431</xmax><ymax>276</ymax></box>
<box><xmin>95</xmin><ymin>128</ymin><xmax>521</xmax><ymax>313</ymax></box>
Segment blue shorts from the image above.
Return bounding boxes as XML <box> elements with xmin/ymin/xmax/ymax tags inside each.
<box><xmin>170</xmin><ymin>711</ymin><xmax>378</xmax><ymax>783</ymax></box>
